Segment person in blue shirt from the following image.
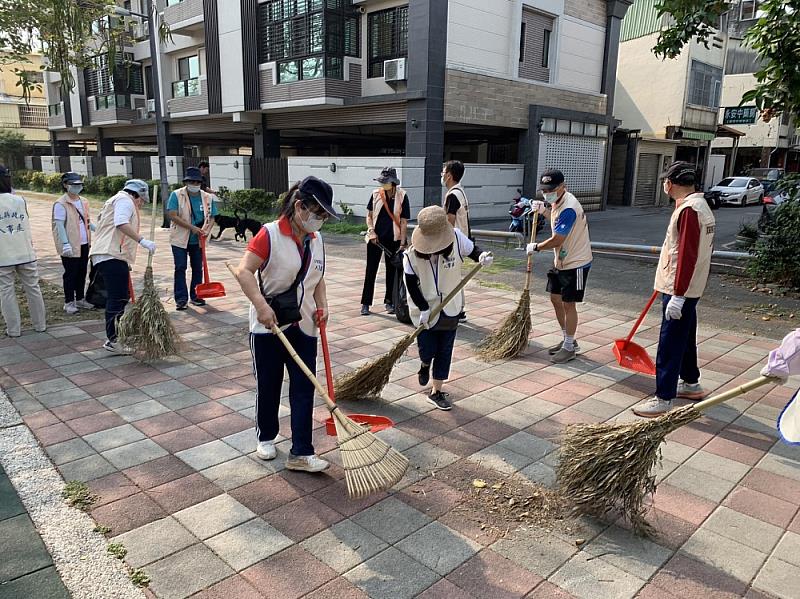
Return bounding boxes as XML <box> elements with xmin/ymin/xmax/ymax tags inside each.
<box><xmin>166</xmin><ymin>167</ymin><xmax>218</xmax><ymax>310</ymax></box>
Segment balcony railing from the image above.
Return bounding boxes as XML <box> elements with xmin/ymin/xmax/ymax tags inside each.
<box><xmin>48</xmin><ymin>103</ymin><xmax>63</xmax><ymax>117</ymax></box>
<box><xmin>95</xmin><ymin>94</ymin><xmax>133</xmax><ymax>111</ymax></box>
<box><xmin>172</xmin><ymin>77</ymin><xmax>201</xmax><ymax>98</ymax></box>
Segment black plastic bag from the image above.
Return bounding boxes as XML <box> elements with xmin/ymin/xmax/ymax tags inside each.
<box><xmin>85</xmin><ymin>264</ymin><xmax>107</xmax><ymax>309</ymax></box>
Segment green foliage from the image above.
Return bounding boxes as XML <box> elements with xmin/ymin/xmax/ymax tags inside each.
<box><xmin>129</xmin><ymin>569</ymin><xmax>150</xmax><ymax>588</ymax></box>
<box><xmin>737</xmin><ymin>221</ymin><xmax>759</xmax><ymax>240</ymax></box>
<box><xmin>338</xmin><ymin>201</ymin><xmax>354</xmax><ymax>217</ymax></box>
<box><xmin>103</xmin><ymin>176</ymin><xmax>128</xmax><ymax>196</ymax></box>
<box><xmin>748</xmin><ymin>196</ymin><xmax>800</xmax><ymax>290</ymax></box>
<box><xmin>107</xmin><ymin>543</ymin><xmax>127</xmax><ymax>559</ymax></box>
<box><xmin>62</xmin><ymin>481</ymin><xmax>95</xmax><ymax>511</ymax></box>
<box><xmin>94</xmin><ymin>524</ymin><xmax>112</xmax><ymax>536</ymax></box>
<box><xmin>0</xmin><ymin>129</ymin><xmax>29</xmax><ymax>169</ymax></box>
<box><xmin>82</xmin><ymin>175</ymin><xmax>101</xmax><ymax>195</ymax></box>
<box><xmin>226</xmin><ymin>188</ymin><xmax>278</xmax><ymax>215</ymax></box>
<box><xmin>322</xmin><ymin>218</ymin><xmax>365</xmax><ymax>236</ymax></box>
<box><xmin>654</xmin><ymin>0</ymin><xmax>800</xmax><ymax>118</ymax></box>
<box><xmin>29</xmin><ymin>171</ymin><xmax>50</xmax><ymax>192</ymax></box>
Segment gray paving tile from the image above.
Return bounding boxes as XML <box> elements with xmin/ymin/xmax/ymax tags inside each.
<box><xmin>681</xmin><ymin>528</ymin><xmax>767</xmax><ymax>583</ymax></box>
<box><xmin>468</xmin><ymin>444</ymin><xmax>534</xmax><ymax>475</ymax></box>
<box><xmin>146</xmin><ymin>544</ymin><xmax>234</xmax><ymax>599</ymax></box>
<box><xmin>58</xmin><ymin>454</ymin><xmax>115</xmax><ymax>482</ymax></box>
<box><xmin>0</xmin><ymin>565</ymin><xmax>70</xmax><ymax>598</ymax></box>
<box><xmin>37</xmin><ymin>387</ymin><xmax>90</xmax><ymax>408</ymax></box>
<box><xmin>217</xmin><ymin>391</ymin><xmax>254</xmax><ymax>412</ymax></box>
<box><xmin>44</xmin><ymin>352</ymin><xmax>90</xmax><ymax>367</ymax></box>
<box><xmin>159</xmin><ymin>363</ymin><xmax>206</xmax><ymax>379</ymax></box>
<box><xmin>97</xmin><ymin>388</ymin><xmax>151</xmax><ymax>410</ymax></box>
<box><xmin>550</xmin><ymin>553</ymin><xmax>646</xmax><ymax>599</ymax></box>
<box><xmin>664</xmin><ymin>464</ymin><xmax>737</xmax><ymax>502</ymax></box>
<box><xmin>206</xmin><ymin>518</ymin><xmax>292</xmax><ymax>571</ymax></box>
<box><xmin>45</xmin><ymin>438</ymin><xmax>94</xmax><ymax>466</ymax></box>
<box><xmin>27</xmin><ymin>378</ymin><xmax>76</xmax><ymax>398</ymax></box>
<box><xmin>773</xmin><ymin>532</ymin><xmax>800</xmax><ymax>568</ymax></box>
<box><xmin>84</xmin><ymin>424</ymin><xmax>146</xmax><ymax>452</ymax></box>
<box><xmin>757</xmin><ymin>452</ymin><xmax>800</xmax><ymax>483</ymax></box>
<box><xmin>344</xmin><ymin>547</ymin><xmax>439</xmax><ymax>599</ymax></box>
<box><xmin>200</xmin><ymin>456</ymin><xmax>270</xmax><ymax>491</ymax></box>
<box><xmin>518</xmin><ymin>461</ymin><xmax>557</xmax><ymax>488</ymax></box>
<box><xmin>221</xmin><ymin>430</ymin><xmax>256</xmax><ymax>454</ymax></box>
<box><xmin>497</xmin><ymin>431</ymin><xmax>556</xmax><ymax>461</ymax></box>
<box><xmin>113</xmin><ymin>399</ymin><xmax>170</xmax><ymax>423</ymax></box>
<box><xmin>402</xmin><ymin>442</ymin><xmax>460</xmax><ymax>476</ymax></box>
<box><xmin>683</xmin><ymin>451</ymin><xmax>751</xmax><ymax>483</ymax></box>
<box><xmin>514</xmin><ymin>396</ymin><xmax>563</xmax><ymax>418</ymax></box>
<box><xmin>157</xmin><ymin>390</ymin><xmax>210</xmax><ymax>411</ymax></box>
<box><xmin>56</xmin><ymin>362</ymin><xmax>102</xmax><ymax>376</ymax></box>
<box><xmin>111</xmin><ymin>517</ymin><xmax>197</xmax><ymax>568</ymax></box>
<box><xmin>702</xmin><ymin>507</ymin><xmax>783</xmax><ymax>554</ymax></box>
<box><xmin>173</xmin><ymin>494</ymin><xmax>255</xmax><ymax>540</ymax></box>
<box><xmin>374</xmin><ymin>427</ymin><xmax>422</xmax><ymax>452</ymax></box>
<box><xmin>486</xmin><ymin>406</ymin><xmax>544</xmax><ymax>429</ymax></box>
<box><xmin>351</xmin><ymin>497</ymin><xmax>431</xmax><ymax>544</ymax></box>
<box><xmin>102</xmin><ymin>439</ymin><xmax>168</xmax><ymax>470</ymax></box>
<box><xmin>301</xmin><ymin>519</ymin><xmax>388</xmax><ymax>574</ymax></box>
<box><xmin>396</xmin><ymin>521</ymin><xmax>481</xmax><ymax>575</ymax></box>
<box><xmin>491</xmin><ymin>528</ymin><xmax>578</xmax><ymax>578</ymax></box>
<box><xmin>141</xmin><ymin>380</ymin><xmax>192</xmax><ymax>399</ymax></box>
<box><xmin>581</xmin><ymin>526</ymin><xmax>672</xmax><ymax>580</ymax></box>
<box><xmin>753</xmin><ymin>557</ymin><xmax>800</xmax><ymax>599</ymax></box>
<box><xmin>0</xmin><ymin>514</ymin><xmax>53</xmax><ymax>581</ymax></box>
<box><xmin>176</xmin><ymin>440</ymin><xmax>241</xmax><ymax>471</ymax></box>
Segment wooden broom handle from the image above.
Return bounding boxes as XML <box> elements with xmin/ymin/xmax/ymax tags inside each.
<box><xmin>147</xmin><ymin>185</ymin><xmax>158</xmax><ymax>270</ymax></box>
<box><xmin>524</xmin><ymin>211</ymin><xmax>538</xmax><ymax>291</ymax></box>
<box><xmin>692</xmin><ymin>375</ymin><xmax>779</xmax><ymax>412</ymax></box>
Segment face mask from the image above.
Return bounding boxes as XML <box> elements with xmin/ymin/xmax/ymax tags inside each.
<box><xmin>543</xmin><ymin>191</ymin><xmax>559</xmax><ymax>204</ymax></box>
<box><xmin>67</xmin><ymin>184</ymin><xmax>83</xmax><ymax>195</ymax></box>
<box><xmin>187</xmin><ymin>184</ymin><xmax>201</xmax><ymax>194</ymax></box>
<box><xmin>440</xmin><ymin>175</ymin><xmax>447</xmax><ymax>187</ymax></box>
<box><xmin>301</xmin><ymin>212</ymin><xmax>325</xmax><ymax>233</ymax></box>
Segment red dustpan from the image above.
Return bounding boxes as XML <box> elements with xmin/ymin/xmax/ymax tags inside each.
<box><xmin>195</xmin><ymin>235</ymin><xmax>226</xmax><ymax>299</ymax></box>
<box><xmin>318</xmin><ymin>310</ymin><xmax>393</xmax><ymax>436</ymax></box>
<box><xmin>612</xmin><ymin>290</ymin><xmax>658</xmax><ymax>376</ymax></box>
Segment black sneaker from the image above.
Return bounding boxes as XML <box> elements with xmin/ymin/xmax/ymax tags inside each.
<box><xmin>176</xmin><ymin>302</ymin><xmax>188</xmax><ymax>311</ymax></box>
<box><xmin>458</xmin><ymin>311</ymin><xmax>467</xmax><ymax>322</ymax></box>
<box><xmin>385</xmin><ymin>303</ymin><xmax>395</xmax><ymax>315</ymax></box>
<box><xmin>418</xmin><ymin>363</ymin><xmax>430</xmax><ymax>386</ymax></box>
<box><xmin>360</xmin><ymin>304</ymin><xmax>370</xmax><ymax>316</ymax></box>
<box><xmin>427</xmin><ymin>391</ymin><xmax>452</xmax><ymax>411</ymax></box>
<box><xmin>190</xmin><ymin>298</ymin><xmax>206</xmax><ymax>306</ymax></box>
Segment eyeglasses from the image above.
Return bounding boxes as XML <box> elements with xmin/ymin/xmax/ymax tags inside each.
<box><xmin>304</xmin><ymin>202</ymin><xmax>329</xmax><ymax>219</ymax></box>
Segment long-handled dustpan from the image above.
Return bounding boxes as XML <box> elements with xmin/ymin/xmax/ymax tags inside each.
<box><xmin>317</xmin><ymin>310</ymin><xmax>394</xmax><ymax>436</ymax></box>
<box><xmin>196</xmin><ymin>235</ymin><xmax>226</xmax><ymax>299</ymax></box>
<box><xmin>613</xmin><ymin>290</ymin><xmax>658</xmax><ymax>375</ymax></box>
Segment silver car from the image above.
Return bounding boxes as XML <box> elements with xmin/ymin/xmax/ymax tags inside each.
<box><xmin>711</xmin><ymin>177</ymin><xmax>765</xmax><ymax>207</ymax></box>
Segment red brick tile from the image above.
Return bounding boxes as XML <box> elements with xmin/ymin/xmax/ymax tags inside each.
<box><xmin>616</xmin><ymin>509</ymin><xmax>696</xmax><ymax>551</ymax></box>
<box><xmin>396</xmin><ymin>415</ymin><xmax>454</xmax><ymax>442</ymax></box>
<box><xmin>523</xmin><ymin>371</ymin><xmax>569</xmax><ymax>387</ymax></box>
<box><xmin>303</xmin><ymin>577</ymin><xmax>370</xmax><ymax>599</ymax></box>
<box><xmin>723</xmin><ymin>486</ymin><xmax>798</xmax><ymax>528</ymax></box>
<box><xmin>123</xmin><ymin>455</ymin><xmax>195</xmax><ymax>490</ymax></box>
<box><xmin>197</xmin><ymin>413</ymin><xmax>252</xmax><ymax>438</ymax></box>
<box><xmin>23</xmin><ymin>410</ymin><xmax>59</xmax><ymax>430</ymax></box>
<box><xmin>438</xmin><ymin>509</ymin><xmax>503</xmax><ymax>547</ymax></box>
<box><xmin>198</xmin><ymin>382</ymin><xmax>249</xmax><ymax>400</ymax></box>
<box><xmin>5</xmin><ymin>359</ymin><xmax>49</xmax><ymax>375</ymax></box>
<box><xmin>426</xmin><ymin>406</ymin><xmax>483</xmax><ymax>429</ymax></box>
<box><xmin>503</xmin><ymin>378</ymin><xmax>549</xmax><ymax>397</ymax></box>
<box><xmin>112</xmin><ymin>363</ymin><xmax>160</xmax><ymax>378</ymax></box>
<box><xmin>789</xmin><ymin>511</ymin><xmax>800</xmax><ymax>534</ymax></box>
<box><xmin>87</xmin><ymin>472</ymin><xmax>139</xmax><ymax>508</ymax></box>
<box><xmin>51</xmin><ymin>399</ymin><xmax>106</xmax><ymax>422</ymax></box>
<box><xmin>634</xmin><ymin>583</ymin><xmax>680</xmax><ymax>599</ymax></box>
<box><xmin>418</xmin><ymin>579</ymin><xmax>472</xmax><ymax>599</ymax></box>
<box><xmin>745</xmin><ymin>589</ymin><xmax>781</xmax><ymax>599</ymax></box>
<box><xmin>740</xmin><ymin>468</ymin><xmax>800</xmax><ymax>504</ymax></box>
<box><xmin>554</xmin><ymin>380</ymin><xmax>602</xmax><ymax>398</ymax></box>
<box><xmin>178</xmin><ymin>401</ymin><xmax>233</xmax><ymax>424</ymax></box>
<box><xmin>231</xmin><ymin>375</ymin><xmax>256</xmax><ymax>390</ymax></box>
<box><xmin>67</xmin><ymin>411</ymin><xmax>126</xmax><ymax>436</ymax></box>
<box><xmin>651</xmin><ymin>484</ymin><xmax>717</xmax><ymax>526</ymax></box>
<box><xmin>228</xmin><ymin>474</ymin><xmax>303</xmax><ymax>515</ymax></box>
<box><xmin>448</xmin><ymin>375</ymin><xmax>497</xmax><ymax>395</ymax></box>
<box><xmin>190</xmin><ymin>574</ymin><xmax>263</xmax><ymax>599</ymax></box>
<box><xmin>313</xmin><ymin>480</ymin><xmax>386</xmax><ymax>518</ymax></box>
<box><xmin>151</xmin><ymin>425</ymin><xmax>216</xmax><ymax>453</ymax></box>
<box><xmin>665</xmin><ymin>423</ymin><xmax>716</xmax><ymax>449</ymax></box>
<box><xmin>428</xmin><ymin>429</ymin><xmax>490</xmax><ymax>457</ymax></box>
<box><xmin>241</xmin><ymin>546</ymin><xmax>336</xmax><ymax>599</ymax></box>
<box><xmin>531</xmin><ymin>388</ymin><xmax>584</xmax><ymax>408</ymax></box>
<box><xmin>460</xmin><ymin>417</ymin><xmax>519</xmax><ymax>444</ymax></box>
<box><xmin>90</xmin><ymin>492</ymin><xmax>166</xmax><ymax>535</ymax></box>
<box><xmin>703</xmin><ymin>435</ymin><xmax>767</xmax><ymax>466</ymax></box>
<box><xmin>448</xmin><ymin>549</ymin><xmax>543</xmax><ymax>598</ymax></box>
<box><xmin>526</xmin><ymin>581</ymin><xmax>576</xmax><ymax>598</ymax></box>
<box><xmin>34</xmin><ymin>422</ymin><xmax>77</xmax><ymax>445</ymax></box>
<box><xmin>265</xmin><ymin>496</ymin><xmax>344</xmax><ymax>541</ymax></box>
<box><xmin>398</xmin><ymin>478</ymin><xmax>463</xmax><ymax>519</ymax></box>
<box><xmin>122</xmin><ymin>370</ymin><xmax>171</xmax><ymax>386</ymax></box>
<box><xmin>179</xmin><ymin>370</ymin><xmax>227</xmax><ymax>389</ymax></box>
<box><xmin>651</xmin><ymin>553</ymin><xmax>747</xmax><ymax>598</ymax></box>
<box><xmin>147</xmin><ymin>473</ymin><xmax>223</xmax><ymax>513</ymax></box>
<box><xmin>13</xmin><ymin>368</ymin><xmax>60</xmax><ymax>385</ymax></box>
<box><xmin>69</xmin><ymin>369</ymin><xmax>112</xmax><ymax>387</ymax></box>
<box><xmin>133</xmin><ymin>412</ymin><xmax>192</xmax><ymax>437</ymax></box>
<box><xmin>83</xmin><ymin>378</ymin><xmax>132</xmax><ymax>398</ymax></box>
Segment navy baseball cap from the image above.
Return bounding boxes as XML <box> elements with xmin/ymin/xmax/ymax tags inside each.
<box><xmin>61</xmin><ymin>172</ymin><xmax>82</xmax><ymax>184</ymax></box>
<box><xmin>183</xmin><ymin>166</ymin><xmax>203</xmax><ymax>183</ymax></box>
<box><xmin>538</xmin><ymin>169</ymin><xmax>565</xmax><ymax>191</ymax></box>
<box><xmin>298</xmin><ymin>176</ymin><xmax>340</xmax><ymax>220</ymax></box>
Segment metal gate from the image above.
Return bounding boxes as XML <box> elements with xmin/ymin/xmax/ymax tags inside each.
<box><xmin>251</xmin><ymin>157</ymin><xmax>289</xmax><ymax>195</ymax></box>
<box><xmin>91</xmin><ymin>157</ymin><xmax>107</xmax><ymax>177</ymax></box>
<box><xmin>131</xmin><ymin>155</ymin><xmax>153</xmax><ymax>181</ymax></box>
<box><xmin>537</xmin><ymin>133</ymin><xmax>606</xmax><ymax>210</ymax></box>
<box><xmin>634</xmin><ymin>153</ymin><xmax>660</xmax><ymax>207</ymax></box>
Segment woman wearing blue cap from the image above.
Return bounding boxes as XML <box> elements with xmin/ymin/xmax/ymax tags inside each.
<box><xmin>232</xmin><ymin>176</ymin><xmax>339</xmax><ymax>473</ymax></box>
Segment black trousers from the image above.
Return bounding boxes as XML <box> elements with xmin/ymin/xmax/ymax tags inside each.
<box><xmin>361</xmin><ymin>238</ymin><xmax>400</xmax><ymax>306</ymax></box>
<box><xmin>61</xmin><ymin>244</ymin><xmax>90</xmax><ymax>303</ymax></box>
<box><xmin>96</xmin><ymin>259</ymin><xmax>130</xmax><ymax>342</ymax></box>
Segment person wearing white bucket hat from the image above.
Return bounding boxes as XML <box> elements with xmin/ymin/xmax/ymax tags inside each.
<box><xmin>760</xmin><ymin>329</ymin><xmax>800</xmax><ymax>444</ymax></box>
<box><xmin>403</xmin><ymin>206</ymin><xmax>492</xmax><ymax>410</ymax></box>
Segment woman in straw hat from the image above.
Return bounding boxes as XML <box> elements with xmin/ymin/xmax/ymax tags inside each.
<box><xmin>403</xmin><ymin>206</ymin><xmax>493</xmax><ymax>410</ymax></box>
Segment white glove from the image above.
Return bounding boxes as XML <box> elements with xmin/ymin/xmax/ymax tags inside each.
<box><xmin>478</xmin><ymin>252</ymin><xmax>493</xmax><ymax>267</ymax></box>
<box><xmin>665</xmin><ymin>296</ymin><xmax>685</xmax><ymax>320</ymax></box>
<box><xmin>139</xmin><ymin>238</ymin><xmax>157</xmax><ymax>254</ymax></box>
<box><xmin>531</xmin><ymin>200</ymin><xmax>547</xmax><ymax>215</ymax></box>
<box><xmin>419</xmin><ymin>309</ymin><xmax>432</xmax><ymax>329</ymax></box>
<box><xmin>526</xmin><ymin>243</ymin><xmax>539</xmax><ymax>255</ymax></box>
<box><xmin>62</xmin><ymin>243</ymin><xmax>74</xmax><ymax>258</ymax></box>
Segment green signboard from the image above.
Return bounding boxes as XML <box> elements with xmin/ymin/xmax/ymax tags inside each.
<box><xmin>724</xmin><ymin>106</ymin><xmax>757</xmax><ymax>125</ymax></box>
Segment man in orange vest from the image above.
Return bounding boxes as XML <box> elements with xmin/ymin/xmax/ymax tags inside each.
<box><xmin>361</xmin><ymin>167</ymin><xmax>409</xmax><ymax>316</ymax></box>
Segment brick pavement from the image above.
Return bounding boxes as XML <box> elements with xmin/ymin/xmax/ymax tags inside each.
<box><xmin>2</xmin><ymin>196</ymin><xmax>799</xmax><ymax>599</ymax></box>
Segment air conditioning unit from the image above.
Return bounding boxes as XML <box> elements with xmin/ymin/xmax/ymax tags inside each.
<box><xmin>146</xmin><ymin>99</ymin><xmax>155</xmax><ymax>114</ymax></box>
<box><xmin>137</xmin><ymin>107</ymin><xmax>148</xmax><ymax>119</ymax></box>
<box><xmin>384</xmin><ymin>58</ymin><xmax>407</xmax><ymax>82</ymax></box>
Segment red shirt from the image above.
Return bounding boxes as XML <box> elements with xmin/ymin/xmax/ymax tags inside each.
<box><xmin>247</xmin><ymin>215</ymin><xmax>316</xmax><ymax>264</ymax></box>
<box><xmin>674</xmin><ymin>208</ymin><xmax>701</xmax><ymax>297</ymax></box>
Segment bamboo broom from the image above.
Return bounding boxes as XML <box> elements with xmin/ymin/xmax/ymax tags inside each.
<box><xmin>476</xmin><ymin>212</ymin><xmax>538</xmax><ymax>360</ymax></box>
<box><xmin>334</xmin><ymin>260</ymin><xmax>486</xmax><ymax>402</ymax></box>
<box><xmin>117</xmin><ymin>186</ymin><xmax>181</xmax><ymax>360</ymax></box>
<box><xmin>557</xmin><ymin>375</ymin><xmax>780</xmax><ymax>536</ymax></box>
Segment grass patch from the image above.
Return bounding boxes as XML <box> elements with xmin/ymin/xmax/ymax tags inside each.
<box><xmin>322</xmin><ymin>220</ymin><xmax>366</xmax><ymax>236</ymax></box>
<box><xmin>481</xmin><ymin>256</ymin><xmax>522</xmax><ymax>275</ymax></box>
<box><xmin>107</xmin><ymin>543</ymin><xmax>127</xmax><ymax>560</ymax></box>
<box><xmin>129</xmin><ymin>569</ymin><xmax>150</xmax><ymax>588</ymax></box>
<box><xmin>94</xmin><ymin>524</ymin><xmax>112</xmax><ymax>536</ymax></box>
<box><xmin>62</xmin><ymin>481</ymin><xmax>96</xmax><ymax>511</ymax></box>
<box><xmin>14</xmin><ymin>275</ymin><xmax>99</xmax><ymax>330</ymax></box>
<box><xmin>477</xmin><ymin>280</ymin><xmax>514</xmax><ymax>292</ymax></box>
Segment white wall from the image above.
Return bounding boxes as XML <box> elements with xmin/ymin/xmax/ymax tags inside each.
<box><xmin>106</xmin><ymin>156</ymin><xmax>133</xmax><ymax>177</ymax></box>
<box><xmin>458</xmin><ymin>164</ymin><xmax>525</xmax><ymax>220</ymax></box>
<box><xmin>361</xmin><ymin>0</ymin><xmax>409</xmax><ymax>97</ymax></box>
<box><xmin>70</xmin><ymin>156</ymin><xmax>91</xmax><ymax>177</ymax></box>
<box><xmin>150</xmin><ymin>156</ymin><xmax>184</xmax><ymax>185</ymax></box>
<box><xmin>41</xmin><ymin>156</ymin><xmax>59</xmax><ymax>175</ymax></box>
<box><xmin>555</xmin><ymin>16</ymin><xmax>604</xmax><ymax>93</ymax></box>
<box><xmin>217</xmin><ymin>0</ymin><xmax>245</xmax><ymax>113</ymax></box>
<box><xmin>447</xmin><ymin>0</ymin><xmax>516</xmax><ymax>78</ymax></box>
<box><xmin>713</xmin><ymin>73</ymin><xmax>782</xmax><ymax>149</ymax></box>
<box><xmin>210</xmin><ymin>156</ymin><xmax>250</xmax><ymax>191</ymax></box>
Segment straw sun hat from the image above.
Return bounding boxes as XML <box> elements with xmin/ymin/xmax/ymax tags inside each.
<box><xmin>411</xmin><ymin>206</ymin><xmax>455</xmax><ymax>255</ymax></box>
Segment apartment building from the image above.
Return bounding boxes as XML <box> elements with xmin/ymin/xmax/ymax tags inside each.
<box><xmin>0</xmin><ymin>53</ymin><xmax>49</xmax><ymax>161</ymax></box>
<box><xmin>44</xmin><ymin>0</ymin><xmax>633</xmax><ymax>212</ymax></box>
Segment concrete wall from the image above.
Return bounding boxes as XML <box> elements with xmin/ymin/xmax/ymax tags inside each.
<box><xmin>258</xmin><ymin>63</ymin><xmax>362</xmax><ymax>106</ymax></box>
<box><xmin>712</xmin><ymin>73</ymin><xmax>785</xmax><ymax>150</ymax></box>
<box><xmin>150</xmin><ymin>156</ymin><xmax>184</xmax><ymax>185</ymax></box>
<box><xmin>217</xmin><ymin>0</ymin><xmax>245</xmax><ymax>113</ymax></box>
<box><xmin>447</xmin><ymin>0</ymin><xmax>516</xmax><ymax>78</ymax></box>
<box><xmin>162</xmin><ymin>0</ymin><xmax>204</xmax><ymax>25</ymax></box>
<box><xmin>41</xmin><ymin>156</ymin><xmax>59</xmax><ymax>175</ymax></box>
<box><xmin>168</xmin><ymin>77</ymin><xmax>209</xmax><ymax>116</ymax></box>
<box><xmin>459</xmin><ymin>163</ymin><xmax>524</xmax><ymax>220</ymax></box>
<box><xmin>361</xmin><ymin>0</ymin><xmax>409</xmax><ymax>98</ymax></box>
<box><xmin>557</xmin><ymin>15</ymin><xmax>605</xmax><ymax>93</ymax></box>
<box><xmin>107</xmin><ymin>156</ymin><xmax>133</xmax><ymax>177</ymax></box>
<box><xmin>70</xmin><ymin>156</ymin><xmax>92</xmax><ymax>177</ymax></box>
<box><xmin>209</xmin><ymin>155</ymin><xmax>250</xmax><ymax>191</ymax></box>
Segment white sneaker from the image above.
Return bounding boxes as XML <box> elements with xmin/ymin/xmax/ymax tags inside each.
<box><xmin>75</xmin><ymin>299</ymin><xmax>95</xmax><ymax>310</ymax></box>
<box><xmin>286</xmin><ymin>454</ymin><xmax>329</xmax><ymax>473</ymax></box>
<box><xmin>632</xmin><ymin>397</ymin><xmax>672</xmax><ymax>418</ymax></box>
<box><xmin>677</xmin><ymin>381</ymin><xmax>706</xmax><ymax>401</ymax></box>
<box><xmin>64</xmin><ymin>302</ymin><xmax>79</xmax><ymax>315</ymax></box>
<box><xmin>103</xmin><ymin>340</ymin><xmax>133</xmax><ymax>355</ymax></box>
<box><xmin>256</xmin><ymin>440</ymin><xmax>277</xmax><ymax>460</ymax></box>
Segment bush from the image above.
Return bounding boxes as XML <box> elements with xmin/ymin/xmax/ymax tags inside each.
<box><xmin>12</xmin><ymin>169</ymin><xmax>33</xmax><ymax>189</ymax></box>
<box><xmin>748</xmin><ymin>197</ymin><xmax>800</xmax><ymax>290</ymax></box>
<box><xmin>83</xmin><ymin>175</ymin><xmax>101</xmax><ymax>195</ymax></box>
<box><xmin>45</xmin><ymin>173</ymin><xmax>63</xmax><ymax>193</ymax></box>
<box><xmin>227</xmin><ymin>188</ymin><xmax>277</xmax><ymax>216</ymax></box>
<box><xmin>29</xmin><ymin>171</ymin><xmax>48</xmax><ymax>192</ymax></box>
<box><xmin>103</xmin><ymin>176</ymin><xmax>127</xmax><ymax>196</ymax></box>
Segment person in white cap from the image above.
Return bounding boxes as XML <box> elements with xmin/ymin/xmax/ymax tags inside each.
<box><xmin>404</xmin><ymin>206</ymin><xmax>492</xmax><ymax>410</ymax></box>
<box><xmin>89</xmin><ymin>179</ymin><xmax>156</xmax><ymax>354</ymax></box>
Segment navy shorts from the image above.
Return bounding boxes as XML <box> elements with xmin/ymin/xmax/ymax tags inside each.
<box><xmin>546</xmin><ymin>265</ymin><xmax>591</xmax><ymax>303</ymax></box>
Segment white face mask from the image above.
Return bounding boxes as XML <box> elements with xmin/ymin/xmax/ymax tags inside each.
<box><xmin>302</xmin><ymin>212</ymin><xmax>325</xmax><ymax>233</ymax></box>
<box><xmin>67</xmin><ymin>184</ymin><xmax>83</xmax><ymax>195</ymax></box>
<box><xmin>186</xmin><ymin>184</ymin><xmax>201</xmax><ymax>194</ymax></box>
<box><xmin>543</xmin><ymin>191</ymin><xmax>559</xmax><ymax>204</ymax></box>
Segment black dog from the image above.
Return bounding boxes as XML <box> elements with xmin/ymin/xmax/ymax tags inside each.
<box><xmin>211</xmin><ymin>214</ymin><xmax>240</xmax><ymax>240</ymax></box>
<box><xmin>234</xmin><ymin>210</ymin><xmax>262</xmax><ymax>242</ymax></box>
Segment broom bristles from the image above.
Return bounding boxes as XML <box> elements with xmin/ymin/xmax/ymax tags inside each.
<box><xmin>476</xmin><ymin>290</ymin><xmax>531</xmax><ymax>360</ymax></box>
<box><xmin>334</xmin><ymin>332</ymin><xmax>415</xmax><ymax>401</ymax></box>
<box><xmin>556</xmin><ymin>405</ymin><xmax>700</xmax><ymax>536</ymax></box>
<box><xmin>332</xmin><ymin>407</ymin><xmax>409</xmax><ymax>497</ymax></box>
<box><xmin>117</xmin><ymin>267</ymin><xmax>181</xmax><ymax>361</ymax></box>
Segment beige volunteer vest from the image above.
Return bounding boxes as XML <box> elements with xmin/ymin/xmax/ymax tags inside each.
<box><xmin>89</xmin><ymin>192</ymin><xmax>141</xmax><ymax>266</ymax></box>
<box><xmin>249</xmin><ymin>221</ymin><xmax>325</xmax><ymax>337</ymax></box>
<box><xmin>444</xmin><ymin>184</ymin><xmax>470</xmax><ymax>236</ymax></box>
<box><xmin>52</xmin><ymin>194</ymin><xmax>91</xmax><ymax>256</ymax></box>
<box><xmin>0</xmin><ymin>193</ymin><xmax>37</xmax><ymax>267</ymax></box>
<box><xmin>550</xmin><ymin>191</ymin><xmax>593</xmax><ymax>270</ymax></box>
<box><xmin>368</xmin><ymin>187</ymin><xmax>406</xmax><ymax>242</ymax></box>
<box><xmin>403</xmin><ymin>240</ymin><xmax>465</xmax><ymax>328</ymax></box>
<box><xmin>169</xmin><ymin>187</ymin><xmax>213</xmax><ymax>249</ymax></box>
<box><xmin>654</xmin><ymin>193</ymin><xmax>715</xmax><ymax>298</ymax></box>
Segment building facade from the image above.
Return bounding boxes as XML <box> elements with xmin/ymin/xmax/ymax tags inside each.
<box><xmin>44</xmin><ymin>0</ymin><xmax>632</xmax><ymax>212</ymax></box>
<box><xmin>0</xmin><ymin>53</ymin><xmax>50</xmax><ymax>161</ymax></box>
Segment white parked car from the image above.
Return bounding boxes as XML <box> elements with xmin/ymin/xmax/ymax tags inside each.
<box><xmin>710</xmin><ymin>177</ymin><xmax>764</xmax><ymax>207</ymax></box>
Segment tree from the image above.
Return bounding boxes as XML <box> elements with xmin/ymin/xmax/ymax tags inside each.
<box><xmin>0</xmin><ymin>130</ymin><xmax>29</xmax><ymax>170</ymax></box>
<box><xmin>653</xmin><ymin>0</ymin><xmax>800</xmax><ymax>120</ymax></box>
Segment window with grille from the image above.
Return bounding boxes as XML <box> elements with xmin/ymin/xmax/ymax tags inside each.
<box><xmin>84</xmin><ymin>52</ymin><xmax>143</xmax><ymax>98</ymax></box>
<box><xmin>688</xmin><ymin>60</ymin><xmax>722</xmax><ymax>108</ymax></box>
<box><xmin>519</xmin><ymin>8</ymin><xmax>553</xmax><ymax>83</ymax></box>
<box><xmin>368</xmin><ymin>6</ymin><xmax>408</xmax><ymax>79</ymax></box>
<box><xmin>18</xmin><ymin>105</ymin><xmax>48</xmax><ymax>128</ymax></box>
<box><xmin>739</xmin><ymin>0</ymin><xmax>759</xmax><ymax>20</ymax></box>
<box><xmin>258</xmin><ymin>0</ymin><xmax>359</xmax><ymax>83</ymax></box>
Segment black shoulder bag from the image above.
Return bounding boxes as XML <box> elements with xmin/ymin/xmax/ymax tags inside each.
<box><xmin>257</xmin><ymin>239</ymin><xmax>311</xmax><ymax>327</ymax></box>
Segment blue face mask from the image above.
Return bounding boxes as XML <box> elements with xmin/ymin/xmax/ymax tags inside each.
<box><xmin>187</xmin><ymin>184</ymin><xmax>201</xmax><ymax>194</ymax></box>
<box><xmin>67</xmin><ymin>184</ymin><xmax>83</xmax><ymax>195</ymax></box>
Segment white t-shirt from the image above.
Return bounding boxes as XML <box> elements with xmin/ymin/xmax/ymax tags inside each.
<box><xmin>54</xmin><ymin>199</ymin><xmax>89</xmax><ymax>245</ymax></box>
<box><xmin>91</xmin><ymin>196</ymin><xmax>136</xmax><ymax>266</ymax></box>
